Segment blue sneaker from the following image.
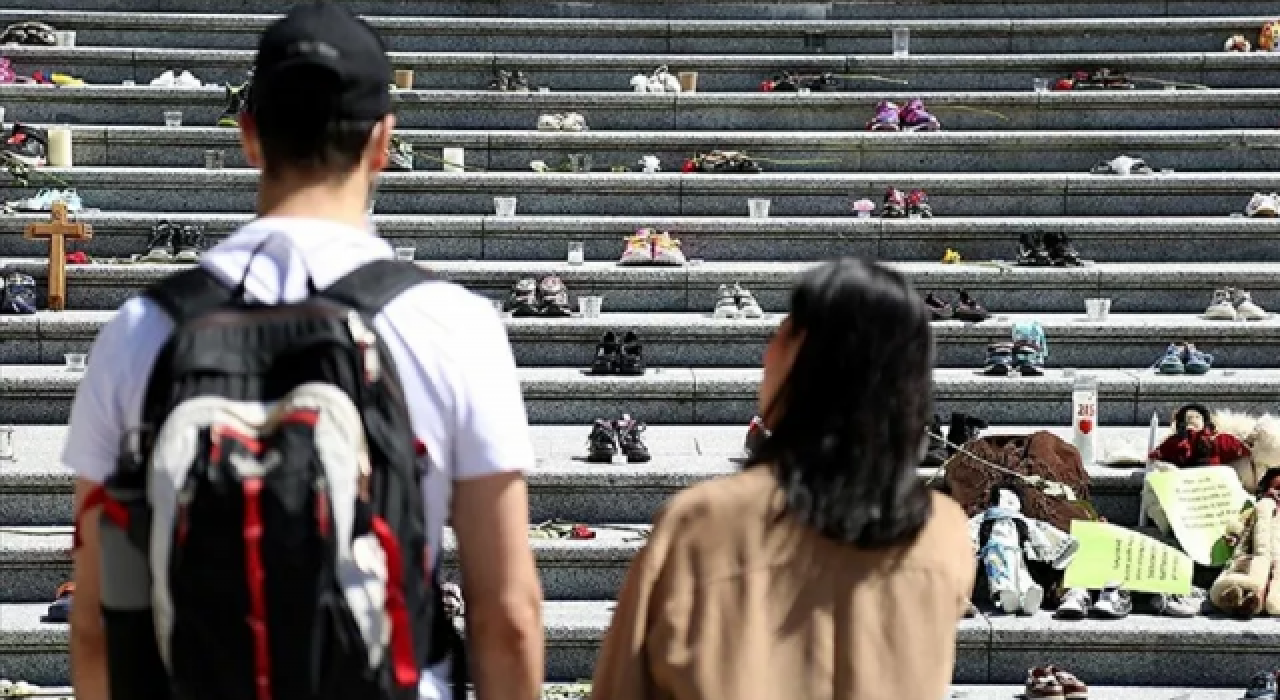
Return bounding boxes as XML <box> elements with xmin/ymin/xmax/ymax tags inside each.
<box><xmin>58</xmin><ymin>189</ymin><xmax>83</xmax><ymax>212</ymax></box>
<box><xmin>1</xmin><ymin>272</ymin><xmax>37</xmax><ymax>314</ymax></box>
<box><xmin>1156</xmin><ymin>343</ymin><xmax>1185</xmax><ymax>374</ymax></box>
<box><xmin>12</xmin><ymin>188</ymin><xmax>55</xmax><ymax>212</ymax></box>
<box><xmin>1183</xmin><ymin>344</ymin><xmax>1213</xmax><ymax>375</ymax></box>
<box><xmin>983</xmin><ymin>343</ymin><xmax>1014</xmax><ymax>376</ymax></box>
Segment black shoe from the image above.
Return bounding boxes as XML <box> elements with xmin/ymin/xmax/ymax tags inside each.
<box><xmin>921</xmin><ymin>414</ymin><xmax>949</xmax><ymax>467</ymax></box>
<box><xmin>509</xmin><ymin>70</ymin><xmax>531</xmax><ymax>91</ymax></box>
<box><xmin>504</xmin><ymin>278</ymin><xmax>539</xmax><ymax>316</ymax></box>
<box><xmin>924</xmin><ymin>292</ymin><xmax>953</xmax><ymax>321</ymax></box>
<box><xmin>743</xmin><ymin>415</ymin><xmax>768</xmax><ymax>456</ymax></box>
<box><xmin>1</xmin><ymin>21</ymin><xmax>56</xmax><ymax>46</ymax></box>
<box><xmin>586</xmin><ymin>419</ymin><xmax>618</xmax><ymax>463</ymax></box>
<box><xmin>173</xmin><ymin>225</ymin><xmax>206</xmax><ymax>263</ymax></box>
<box><xmin>218</xmin><ymin>70</ymin><xmax>253</xmax><ymax>127</ymax></box>
<box><xmin>1014</xmin><ymin>340</ymin><xmax>1045</xmax><ymax>376</ymax></box>
<box><xmin>141</xmin><ymin>222</ymin><xmax>176</xmax><ymax>263</ymax></box>
<box><xmin>0</xmin><ymin>123</ymin><xmax>48</xmax><ymax>166</ymax></box>
<box><xmin>1045</xmin><ymin>231</ymin><xmax>1082</xmax><ymax>267</ymax></box>
<box><xmin>1016</xmin><ymin>232</ymin><xmax>1053</xmax><ymax>267</ymax></box>
<box><xmin>590</xmin><ymin>331</ymin><xmax>620</xmax><ymax>375</ymax></box>
<box><xmin>488</xmin><ymin>70</ymin><xmax>512</xmax><ymax>91</ymax></box>
<box><xmin>1244</xmin><ymin>671</ymin><xmax>1278</xmax><ymax>700</ymax></box>
<box><xmin>953</xmin><ymin>291</ymin><xmax>990</xmax><ymax>322</ymax></box>
<box><xmin>618</xmin><ymin>330</ymin><xmax>645</xmax><ymax>375</ymax></box>
<box><xmin>984</xmin><ymin>343</ymin><xmax>1014</xmax><ymax>376</ymax></box>
<box><xmin>616</xmin><ymin>415</ymin><xmax>651</xmax><ymax>463</ymax></box>
<box><xmin>537</xmin><ymin>275</ymin><xmax>572</xmax><ymax>317</ymax></box>
<box><xmin>946</xmin><ymin>413</ymin><xmax>987</xmax><ymax>454</ymax></box>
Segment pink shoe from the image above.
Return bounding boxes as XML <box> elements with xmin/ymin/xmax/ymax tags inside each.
<box><xmin>882</xmin><ymin>187</ymin><xmax>907</xmax><ymax>218</ymax></box>
<box><xmin>866</xmin><ymin>100</ymin><xmax>901</xmax><ymax>131</ymax></box>
<box><xmin>900</xmin><ymin>99</ymin><xmax>941</xmax><ymax>131</ymax></box>
<box><xmin>0</xmin><ymin>58</ymin><xmax>15</xmax><ymax>84</ymax></box>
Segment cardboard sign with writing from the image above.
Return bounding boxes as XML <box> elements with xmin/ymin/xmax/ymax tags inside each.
<box><xmin>1063</xmin><ymin>521</ymin><xmax>1193</xmax><ymax>595</ymax></box>
<box><xmin>1146</xmin><ymin>466</ymin><xmax>1252</xmax><ymax>566</ymax></box>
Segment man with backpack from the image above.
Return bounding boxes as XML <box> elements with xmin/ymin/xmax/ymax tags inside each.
<box><xmin>63</xmin><ymin>4</ymin><xmax>544</xmax><ymax>700</ymax></box>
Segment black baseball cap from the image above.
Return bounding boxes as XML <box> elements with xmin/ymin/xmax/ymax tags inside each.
<box><xmin>250</xmin><ymin>2</ymin><xmax>392</xmax><ymax>123</ymax></box>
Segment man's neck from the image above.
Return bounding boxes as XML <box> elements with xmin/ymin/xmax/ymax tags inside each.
<box><xmin>257</xmin><ymin>174</ymin><xmax>372</xmax><ymax>232</ymax></box>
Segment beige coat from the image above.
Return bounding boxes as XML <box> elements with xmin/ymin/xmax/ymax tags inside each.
<box><xmin>591</xmin><ymin>467</ymin><xmax>976</xmax><ymax>700</ymax></box>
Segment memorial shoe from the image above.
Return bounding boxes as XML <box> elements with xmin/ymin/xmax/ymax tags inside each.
<box><xmin>1234</xmin><ymin>288</ymin><xmax>1269</xmax><ymax>320</ymax></box>
<box><xmin>1054</xmin><ymin>588</ymin><xmax>1091</xmax><ymax>620</ymax></box>
<box><xmin>1149</xmin><ymin>587</ymin><xmax>1206</xmax><ymax>618</ymax></box>
<box><xmin>906</xmin><ymin>189</ymin><xmax>933</xmax><ymax>217</ymax></box>
<box><xmin>1044</xmin><ymin>666</ymin><xmax>1089</xmax><ymax>700</ymax></box>
<box><xmin>1091</xmin><ymin>582</ymin><xmax>1132</xmax><ymax>619</ymax></box>
<box><xmin>649</xmin><ymin>230</ymin><xmax>687</xmax><ymax>266</ymax></box>
<box><xmin>953</xmin><ymin>291</ymin><xmax>990</xmax><ymax>322</ymax></box>
<box><xmin>1244</xmin><ymin>671</ymin><xmax>1279</xmax><ymax>700</ymax></box>
<box><xmin>0</xmin><ymin>123</ymin><xmax>48</xmax><ymax>166</ymax></box>
<box><xmin>1246</xmin><ymin>192</ymin><xmax>1279</xmax><ymax>217</ymax></box>
<box><xmin>618</xmin><ymin>230</ymin><xmax>654</xmax><ymax>265</ymax></box>
<box><xmin>733</xmin><ymin>284</ymin><xmax>764</xmax><ymax>318</ymax></box>
<box><xmin>1045</xmin><ymin>231</ymin><xmax>1083</xmax><ymax>266</ymax></box>
<box><xmin>714</xmin><ymin>284</ymin><xmax>742</xmax><ymax>319</ymax></box>
<box><xmin>1182</xmin><ymin>343</ymin><xmax>1213</xmax><ymax>375</ymax></box>
<box><xmin>1024</xmin><ymin>667</ymin><xmax>1065</xmax><ymax>700</ymax></box>
<box><xmin>536</xmin><ymin>275</ymin><xmax>573</xmax><ymax>317</ymax></box>
<box><xmin>217</xmin><ymin>70</ymin><xmax>253</xmax><ymax>127</ymax></box>
<box><xmin>141</xmin><ymin>221</ymin><xmax>177</xmax><ymax>262</ymax></box>
<box><xmin>0</xmin><ymin>21</ymin><xmax>56</xmax><ymax>46</ymax></box>
<box><xmin>1156</xmin><ymin>343</ymin><xmax>1187</xmax><ymax>374</ymax></box>
<box><xmin>1203</xmin><ymin>288</ymin><xmax>1239</xmax><ymax>320</ymax></box>
<box><xmin>503</xmin><ymin>277</ymin><xmax>539</xmax><ymax>316</ymax></box>
<box><xmin>899</xmin><ymin>99</ymin><xmax>941</xmax><ymax>131</ymax></box>
<box><xmin>10</xmin><ymin>188</ymin><xmax>82</xmax><ymax>213</ymax></box>
<box><xmin>924</xmin><ymin>292</ymin><xmax>953</xmax><ymax>320</ymax></box>
<box><xmin>866</xmin><ymin>101</ymin><xmax>901</xmax><ymax>131</ymax></box>
<box><xmin>0</xmin><ymin>271</ymin><xmax>38</xmax><ymax>314</ymax></box>
<box><xmin>616</xmin><ymin>414</ymin><xmax>652</xmax><ymax>463</ymax></box>
<box><xmin>880</xmin><ymin>187</ymin><xmax>907</xmax><ymax>218</ymax></box>
<box><xmin>173</xmin><ymin>224</ymin><xmax>206</xmax><ymax>263</ymax></box>
<box><xmin>586</xmin><ymin>419</ymin><xmax>619</xmax><ymax>462</ymax></box>
<box><xmin>1017</xmin><ymin>232</ymin><xmax>1053</xmax><ymax>267</ymax></box>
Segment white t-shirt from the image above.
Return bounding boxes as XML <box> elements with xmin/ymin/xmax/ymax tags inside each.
<box><xmin>61</xmin><ymin>217</ymin><xmax>535</xmax><ymax>699</ymax></box>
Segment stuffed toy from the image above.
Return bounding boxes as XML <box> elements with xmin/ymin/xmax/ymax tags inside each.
<box><xmin>1212</xmin><ymin>409</ymin><xmax>1280</xmax><ymax>492</ymax></box>
<box><xmin>1210</xmin><ymin>468</ymin><xmax>1280</xmax><ymax>618</ymax></box>
<box><xmin>1149</xmin><ymin>404</ymin><xmax>1251</xmax><ymax>468</ymax></box>
<box><xmin>968</xmin><ymin>484</ymin><xmax>1079</xmax><ymax>614</ymax></box>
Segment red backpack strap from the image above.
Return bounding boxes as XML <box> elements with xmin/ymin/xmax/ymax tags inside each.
<box><xmin>73</xmin><ymin>484</ymin><xmax>131</xmax><ymax>550</ymax></box>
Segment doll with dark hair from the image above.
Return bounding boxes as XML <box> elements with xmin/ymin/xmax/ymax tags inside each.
<box><xmin>968</xmin><ymin>481</ymin><xmax>1078</xmax><ymax>614</ymax></box>
<box><xmin>1150</xmin><ymin>403</ymin><xmax>1250</xmax><ymax>468</ymax></box>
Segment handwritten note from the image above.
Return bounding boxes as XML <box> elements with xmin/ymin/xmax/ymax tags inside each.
<box><xmin>1146</xmin><ymin>467</ymin><xmax>1252</xmax><ymax>566</ymax></box>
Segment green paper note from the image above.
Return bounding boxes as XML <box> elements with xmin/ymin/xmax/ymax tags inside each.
<box><xmin>1146</xmin><ymin>466</ymin><xmax>1252</xmax><ymax>566</ymax></box>
<box><xmin>1064</xmin><ymin>521</ymin><xmax>1193</xmax><ymax>595</ymax></box>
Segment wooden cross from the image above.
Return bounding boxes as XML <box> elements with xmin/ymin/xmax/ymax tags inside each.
<box><xmin>24</xmin><ymin>201</ymin><xmax>92</xmax><ymax>311</ymax></box>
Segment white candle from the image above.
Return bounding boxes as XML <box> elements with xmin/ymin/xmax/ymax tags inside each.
<box><xmin>48</xmin><ymin>127</ymin><xmax>73</xmax><ymax>167</ymax></box>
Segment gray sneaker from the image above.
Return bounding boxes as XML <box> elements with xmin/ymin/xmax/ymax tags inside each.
<box><xmin>713</xmin><ymin>284</ymin><xmax>741</xmax><ymax>319</ymax></box>
<box><xmin>1233</xmin><ymin>288</ymin><xmax>1269</xmax><ymax>321</ymax></box>
<box><xmin>1204</xmin><ymin>288</ymin><xmax>1237</xmax><ymax>320</ymax></box>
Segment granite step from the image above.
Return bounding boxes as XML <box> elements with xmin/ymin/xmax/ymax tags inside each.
<box><xmin>30</xmin><ymin>125</ymin><xmax>1280</xmax><ymax>173</ymax></box>
<box><xmin>1</xmin><ymin>600</ymin><xmax>1277</xmax><ymax>686</ymax></box>
<box><xmin>17</xmin><ymin>0</ymin><xmax>1280</xmax><ymax>20</ymax></box>
<box><xmin>6</xmin><ymin>47</ymin><xmax>1280</xmax><ymax>91</ymax></box>
<box><xmin>2</xmin><ymin>169</ymin><xmax>1276</xmax><ymax>217</ymax></box>
<box><xmin>0</xmin><ymin>524</ymin><xmax>651</xmax><ymax>603</ymax></box>
<box><xmin>0</xmin><ymin>213</ymin><xmax>1275</xmax><ymax>264</ymax></box>
<box><xmin>0</xmin><ymin>11</ymin><xmax>1268</xmax><ymax>53</ymax></box>
<box><xmin>3</xmin><ymin>85</ymin><xmax>1275</xmax><ymax>130</ymax></box>
<box><xmin>0</xmin><ymin>364</ymin><xmax>1271</xmax><ymax>425</ymax></box>
<box><xmin>5</xmin><ymin>260</ymin><xmax>1270</xmax><ymax>314</ymax></box>
<box><xmin>0</xmin><ymin>424</ymin><xmax>1153</xmax><ymax>528</ymax></box>
<box><xmin>3</xmin><ymin>311</ymin><xmax>1277</xmax><ymax>369</ymax></box>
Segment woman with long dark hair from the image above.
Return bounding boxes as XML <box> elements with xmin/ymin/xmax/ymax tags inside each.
<box><xmin>592</xmin><ymin>258</ymin><xmax>976</xmax><ymax>700</ymax></box>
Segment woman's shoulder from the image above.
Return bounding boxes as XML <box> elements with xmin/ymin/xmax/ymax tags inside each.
<box><xmin>909</xmin><ymin>491</ymin><xmax>977</xmax><ymax>569</ymax></box>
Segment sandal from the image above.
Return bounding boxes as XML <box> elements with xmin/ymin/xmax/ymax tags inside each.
<box><xmin>529</xmin><ymin>520</ymin><xmax>597</xmax><ymax>540</ymax></box>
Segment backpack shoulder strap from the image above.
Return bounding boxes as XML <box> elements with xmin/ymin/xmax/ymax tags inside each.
<box><xmin>144</xmin><ymin>266</ymin><xmax>233</xmax><ymax>326</ymax></box>
<box><xmin>319</xmin><ymin>259</ymin><xmax>433</xmax><ymax>315</ymax></box>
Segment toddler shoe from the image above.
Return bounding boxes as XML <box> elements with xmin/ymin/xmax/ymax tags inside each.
<box><xmin>649</xmin><ymin>231</ymin><xmax>687</xmax><ymax>266</ymax></box>
<box><xmin>866</xmin><ymin>101</ymin><xmax>901</xmax><ymax>131</ymax></box>
<box><xmin>899</xmin><ymin>99</ymin><xmax>941</xmax><ymax>131</ymax></box>
<box><xmin>1233</xmin><ymin>288</ymin><xmax>1269</xmax><ymax>320</ymax></box>
<box><xmin>618</xmin><ymin>229</ymin><xmax>654</xmax><ymax>265</ymax></box>
<box><xmin>713</xmin><ymin>284</ymin><xmax>741</xmax><ymax>319</ymax></box>
<box><xmin>1203</xmin><ymin>288</ymin><xmax>1238</xmax><ymax>320</ymax></box>
<box><xmin>734</xmin><ymin>284</ymin><xmax>763</xmax><ymax>318</ymax></box>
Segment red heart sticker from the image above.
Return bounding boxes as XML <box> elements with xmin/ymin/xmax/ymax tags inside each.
<box><xmin>1079</xmin><ymin>419</ymin><xmax>1094</xmax><ymax>435</ymax></box>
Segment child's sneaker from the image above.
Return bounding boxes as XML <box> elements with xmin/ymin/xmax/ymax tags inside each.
<box><xmin>906</xmin><ymin>188</ymin><xmax>932</xmax><ymax>217</ymax></box>
<box><xmin>586</xmin><ymin>419</ymin><xmax>618</xmax><ymax>463</ymax></box>
<box><xmin>1045</xmin><ymin>666</ymin><xmax>1089</xmax><ymax>700</ymax></box>
<box><xmin>1233</xmin><ymin>288</ymin><xmax>1269</xmax><ymax>320</ymax></box>
<box><xmin>649</xmin><ymin>231</ymin><xmax>686</xmax><ymax>266</ymax></box>
<box><xmin>713</xmin><ymin>284</ymin><xmax>741</xmax><ymax>319</ymax></box>
<box><xmin>1017</xmin><ymin>232</ymin><xmax>1053</xmax><ymax>267</ymax></box>
<box><xmin>1246</xmin><ymin>192</ymin><xmax>1278</xmax><ymax>217</ymax></box>
<box><xmin>983</xmin><ymin>342</ymin><xmax>1014</xmax><ymax>376</ymax></box>
<box><xmin>1182</xmin><ymin>343</ymin><xmax>1212</xmax><ymax>375</ymax></box>
<box><xmin>866</xmin><ymin>100</ymin><xmax>901</xmax><ymax>131</ymax></box>
<box><xmin>1025</xmin><ymin>667</ymin><xmax>1065</xmax><ymax>700</ymax></box>
<box><xmin>900</xmin><ymin>99</ymin><xmax>941</xmax><ymax>131</ymax></box>
<box><xmin>1203</xmin><ymin>288</ymin><xmax>1238</xmax><ymax>320</ymax></box>
<box><xmin>616</xmin><ymin>414</ymin><xmax>652</xmax><ymax>463</ymax></box>
<box><xmin>1156</xmin><ymin>343</ymin><xmax>1186</xmax><ymax>374</ymax></box>
<box><xmin>618</xmin><ymin>229</ymin><xmax>654</xmax><ymax>265</ymax></box>
<box><xmin>141</xmin><ymin>222</ymin><xmax>176</xmax><ymax>262</ymax></box>
<box><xmin>734</xmin><ymin>284</ymin><xmax>763</xmax><ymax>318</ymax></box>
<box><xmin>1045</xmin><ymin>231</ymin><xmax>1082</xmax><ymax>266</ymax></box>
<box><xmin>0</xmin><ymin>271</ymin><xmax>37</xmax><ymax>314</ymax></box>
<box><xmin>537</xmin><ymin>275</ymin><xmax>572</xmax><ymax>317</ymax></box>
<box><xmin>173</xmin><ymin>224</ymin><xmax>206</xmax><ymax>263</ymax></box>
<box><xmin>881</xmin><ymin>187</ymin><xmax>907</xmax><ymax>218</ymax></box>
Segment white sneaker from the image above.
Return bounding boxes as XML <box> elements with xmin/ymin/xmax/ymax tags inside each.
<box><xmin>1203</xmin><ymin>288</ymin><xmax>1238</xmax><ymax>320</ymax></box>
<box><xmin>661</xmin><ymin>73</ymin><xmax>682</xmax><ymax>93</ymax></box>
<box><xmin>1054</xmin><ymin>587</ymin><xmax>1091</xmax><ymax>620</ymax></box>
<box><xmin>617</xmin><ymin>230</ymin><xmax>653</xmax><ymax>265</ymax></box>
<box><xmin>713</xmin><ymin>285</ymin><xmax>741</xmax><ymax>319</ymax></box>
<box><xmin>1091</xmin><ymin>582</ymin><xmax>1131</xmax><ymax>619</ymax></box>
<box><xmin>1246</xmin><ymin>192</ymin><xmax>1278</xmax><ymax>217</ymax></box>
<box><xmin>536</xmin><ymin>114</ymin><xmax>563</xmax><ymax>131</ymax></box>
<box><xmin>630</xmin><ymin>74</ymin><xmax>650</xmax><ymax>92</ymax></box>
<box><xmin>1233</xmin><ymin>288</ymin><xmax>1269</xmax><ymax>320</ymax></box>
<box><xmin>560</xmin><ymin>112</ymin><xmax>588</xmax><ymax>132</ymax></box>
<box><xmin>735</xmin><ymin>284</ymin><xmax>763</xmax><ymax>318</ymax></box>
<box><xmin>149</xmin><ymin>69</ymin><xmax>176</xmax><ymax>87</ymax></box>
<box><xmin>175</xmin><ymin>70</ymin><xmax>202</xmax><ymax>87</ymax></box>
<box><xmin>647</xmin><ymin>76</ymin><xmax>667</xmax><ymax>93</ymax></box>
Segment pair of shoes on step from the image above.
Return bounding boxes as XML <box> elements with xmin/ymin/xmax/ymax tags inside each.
<box><xmin>713</xmin><ymin>284</ymin><xmax>763</xmax><ymax>319</ymax></box>
<box><xmin>537</xmin><ymin>112</ymin><xmax>587</xmax><ymax>131</ymax></box>
<box><xmin>503</xmin><ymin>275</ymin><xmax>572</xmax><ymax>317</ymax></box>
<box><xmin>1204</xmin><ymin>287</ymin><xmax>1269</xmax><ymax>321</ymax></box>
<box><xmin>586</xmin><ymin>414</ymin><xmax>651</xmax><ymax>463</ymax></box>
<box><xmin>589</xmin><ymin>331</ymin><xmax>644</xmax><ymax>376</ymax></box>
<box><xmin>617</xmin><ymin>229</ymin><xmax>686</xmax><ymax>266</ymax></box>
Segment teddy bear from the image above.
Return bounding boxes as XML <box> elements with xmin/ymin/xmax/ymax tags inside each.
<box><xmin>969</xmin><ymin>483</ymin><xmax>1078</xmax><ymax>614</ymax></box>
<box><xmin>1210</xmin><ymin>468</ymin><xmax>1280</xmax><ymax>618</ymax></box>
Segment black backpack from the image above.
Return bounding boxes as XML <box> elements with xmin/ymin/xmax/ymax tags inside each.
<box><xmin>83</xmin><ymin>257</ymin><xmax>464</xmax><ymax>700</ymax></box>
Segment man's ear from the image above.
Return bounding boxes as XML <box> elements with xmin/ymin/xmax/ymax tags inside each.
<box><xmin>239</xmin><ymin>114</ymin><xmax>264</xmax><ymax>169</ymax></box>
<box><xmin>368</xmin><ymin>114</ymin><xmax>395</xmax><ymax>173</ymax></box>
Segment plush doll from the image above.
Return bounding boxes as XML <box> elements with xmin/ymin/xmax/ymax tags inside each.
<box><xmin>1211</xmin><ymin>409</ymin><xmax>1280</xmax><ymax>493</ymax></box>
<box><xmin>1149</xmin><ymin>404</ymin><xmax>1251</xmax><ymax>468</ymax></box>
<box><xmin>969</xmin><ymin>484</ymin><xmax>1079</xmax><ymax>614</ymax></box>
<box><xmin>1210</xmin><ymin>468</ymin><xmax>1280</xmax><ymax>618</ymax></box>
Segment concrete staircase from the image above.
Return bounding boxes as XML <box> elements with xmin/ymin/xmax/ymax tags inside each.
<box><xmin>0</xmin><ymin>0</ymin><xmax>1277</xmax><ymax>696</ymax></box>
